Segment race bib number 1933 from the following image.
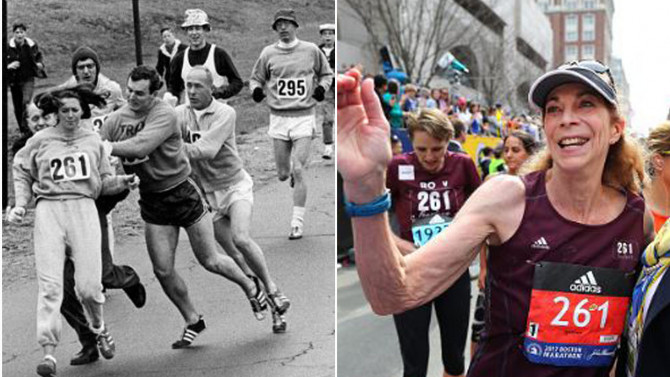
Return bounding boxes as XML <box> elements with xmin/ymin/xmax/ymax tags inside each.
<box><xmin>523</xmin><ymin>262</ymin><xmax>633</xmax><ymax>367</ymax></box>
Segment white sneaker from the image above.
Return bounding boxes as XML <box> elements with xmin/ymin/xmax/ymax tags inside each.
<box><xmin>322</xmin><ymin>144</ymin><xmax>333</xmax><ymax>160</ymax></box>
<box><xmin>288</xmin><ymin>225</ymin><xmax>303</xmax><ymax>240</ymax></box>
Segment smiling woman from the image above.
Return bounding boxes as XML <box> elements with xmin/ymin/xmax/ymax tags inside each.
<box><xmin>337</xmin><ymin>60</ymin><xmax>652</xmax><ymax>376</ymax></box>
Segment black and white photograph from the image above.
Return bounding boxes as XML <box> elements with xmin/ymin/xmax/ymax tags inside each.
<box><xmin>2</xmin><ymin>1</ymin><xmax>335</xmax><ymax>376</ymax></box>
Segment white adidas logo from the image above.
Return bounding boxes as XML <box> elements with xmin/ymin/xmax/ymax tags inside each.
<box><xmin>569</xmin><ymin>271</ymin><xmax>602</xmax><ymax>294</ymax></box>
<box><xmin>530</xmin><ymin>237</ymin><xmax>550</xmax><ymax>250</ymax></box>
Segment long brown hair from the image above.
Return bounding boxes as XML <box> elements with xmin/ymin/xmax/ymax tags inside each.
<box><xmin>522</xmin><ymin>106</ymin><xmax>645</xmax><ymax>193</ymax></box>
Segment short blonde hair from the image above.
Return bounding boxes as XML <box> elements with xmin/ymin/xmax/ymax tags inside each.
<box><xmin>645</xmin><ymin>121</ymin><xmax>670</xmax><ymax>177</ymax></box>
<box><xmin>407</xmin><ymin>108</ymin><xmax>454</xmax><ymax>142</ymax></box>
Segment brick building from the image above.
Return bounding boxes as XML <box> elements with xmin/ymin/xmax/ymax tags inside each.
<box><xmin>536</xmin><ymin>0</ymin><xmax>614</xmax><ymax>67</ymax></box>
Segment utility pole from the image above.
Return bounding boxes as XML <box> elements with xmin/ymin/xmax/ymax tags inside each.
<box><xmin>132</xmin><ymin>0</ymin><xmax>143</xmax><ymax>65</ymax></box>
<box><xmin>3</xmin><ymin>0</ymin><xmax>9</xmax><ymax>208</ymax></box>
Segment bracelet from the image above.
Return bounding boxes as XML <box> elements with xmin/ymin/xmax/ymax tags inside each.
<box><xmin>344</xmin><ymin>189</ymin><xmax>391</xmax><ymax>217</ymax></box>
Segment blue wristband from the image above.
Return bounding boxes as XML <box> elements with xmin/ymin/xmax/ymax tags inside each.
<box><xmin>344</xmin><ymin>189</ymin><xmax>391</xmax><ymax>217</ymax></box>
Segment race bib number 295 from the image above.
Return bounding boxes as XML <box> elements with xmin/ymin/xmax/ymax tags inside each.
<box><xmin>276</xmin><ymin>78</ymin><xmax>307</xmax><ymax>99</ymax></box>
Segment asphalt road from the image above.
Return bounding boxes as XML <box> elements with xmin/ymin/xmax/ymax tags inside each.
<box><xmin>3</xmin><ymin>162</ymin><xmax>336</xmax><ymax>377</ymax></box>
<box><xmin>337</xmin><ymin>265</ymin><xmax>479</xmax><ymax>377</ymax></box>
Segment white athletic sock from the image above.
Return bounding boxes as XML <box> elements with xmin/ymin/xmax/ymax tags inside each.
<box><xmin>291</xmin><ymin>207</ymin><xmax>305</xmax><ymax>228</ymax></box>
<box><xmin>90</xmin><ymin>322</ymin><xmax>105</xmax><ymax>335</ymax></box>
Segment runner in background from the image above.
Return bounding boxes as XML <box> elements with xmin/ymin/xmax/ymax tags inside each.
<box><xmin>472</xmin><ymin>130</ymin><xmax>537</xmax><ymax>358</ymax></box>
<box><xmin>387</xmin><ymin>109</ymin><xmax>480</xmax><ymax>377</ymax></box>
<box><xmin>249</xmin><ymin>8</ymin><xmax>333</xmax><ymax>240</ymax></box>
<box><xmin>166</xmin><ymin>9</ymin><xmax>243</xmax><ymax>105</ymax></box>
<box><xmin>642</xmin><ymin>121</ymin><xmax>670</xmax><ymax>233</ymax></box>
<box><xmin>156</xmin><ymin>27</ymin><xmax>186</xmax><ymax>92</ymax></box>
<box><xmin>57</xmin><ymin>46</ymin><xmax>126</xmax><ymax>131</ymax></box>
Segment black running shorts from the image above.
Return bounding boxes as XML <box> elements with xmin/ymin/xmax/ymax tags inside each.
<box><xmin>138</xmin><ymin>178</ymin><xmax>209</xmax><ymax>227</ymax></box>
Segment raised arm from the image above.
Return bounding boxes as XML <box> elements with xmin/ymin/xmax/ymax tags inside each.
<box><xmin>337</xmin><ymin>69</ymin><xmax>524</xmax><ymax>315</ymax></box>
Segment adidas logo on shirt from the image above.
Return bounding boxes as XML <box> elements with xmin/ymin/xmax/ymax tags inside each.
<box><xmin>569</xmin><ymin>271</ymin><xmax>602</xmax><ymax>294</ymax></box>
<box><xmin>530</xmin><ymin>237</ymin><xmax>550</xmax><ymax>250</ymax></box>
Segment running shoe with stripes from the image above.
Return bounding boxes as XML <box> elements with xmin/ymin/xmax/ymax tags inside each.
<box><xmin>172</xmin><ymin>315</ymin><xmax>206</xmax><ymax>349</ymax></box>
<box><xmin>248</xmin><ymin>275</ymin><xmax>268</xmax><ymax>320</ymax></box>
<box><xmin>272</xmin><ymin>310</ymin><xmax>288</xmax><ymax>334</ymax></box>
<box><xmin>95</xmin><ymin>325</ymin><xmax>115</xmax><ymax>359</ymax></box>
<box><xmin>268</xmin><ymin>290</ymin><xmax>291</xmax><ymax>315</ymax></box>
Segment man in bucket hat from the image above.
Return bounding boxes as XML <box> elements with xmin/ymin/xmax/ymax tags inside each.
<box><xmin>249</xmin><ymin>9</ymin><xmax>333</xmax><ymax>242</ymax></box>
<box><xmin>167</xmin><ymin>9</ymin><xmax>243</xmax><ymax>105</ymax></box>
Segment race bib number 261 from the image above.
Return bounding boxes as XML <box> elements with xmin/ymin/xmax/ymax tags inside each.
<box><xmin>523</xmin><ymin>262</ymin><xmax>632</xmax><ymax>367</ymax></box>
<box><xmin>276</xmin><ymin>78</ymin><xmax>307</xmax><ymax>99</ymax></box>
<box><xmin>50</xmin><ymin>153</ymin><xmax>91</xmax><ymax>182</ymax></box>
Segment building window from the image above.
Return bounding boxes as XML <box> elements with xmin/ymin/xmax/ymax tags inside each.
<box><xmin>565</xmin><ymin>45</ymin><xmax>578</xmax><ymax>61</ymax></box>
<box><xmin>554</xmin><ymin>0</ymin><xmax>562</xmax><ymax>6</ymax></box>
<box><xmin>584</xmin><ymin>0</ymin><xmax>595</xmax><ymax>8</ymax></box>
<box><xmin>565</xmin><ymin>15</ymin><xmax>578</xmax><ymax>42</ymax></box>
<box><xmin>566</xmin><ymin>0</ymin><xmax>577</xmax><ymax>9</ymax></box>
<box><xmin>582</xmin><ymin>13</ymin><xmax>595</xmax><ymax>41</ymax></box>
<box><xmin>581</xmin><ymin>44</ymin><xmax>595</xmax><ymax>59</ymax></box>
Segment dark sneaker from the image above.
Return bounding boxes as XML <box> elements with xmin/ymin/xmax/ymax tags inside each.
<box><xmin>123</xmin><ymin>281</ymin><xmax>146</xmax><ymax>308</ymax></box>
<box><xmin>96</xmin><ymin>326</ymin><xmax>116</xmax><ymax>359</ymax></box>
<box><xmin>36</xmin><ymin>355</ymin><xmax>56</xmax><ymax>377</ymax></box>
<box><xmin>70</xmin><ymin>344</ymin><xmax>99</xmax><ymax>366</ymax></box>
<box><xmin>268</xmin><ymin>290</ymin><xmax>291</xmax><ymax>315</ymax></box>
<box><xmin>272</xmin><ymin>310</ymin><xmax>287</xmax><ymax>334</ymax></box>
<box><xmin>172</xmin><ymin>316</ymin><xmax>206</xmax><ymax>349</ymax></box>
<box><xmin>248</xmin><ymin>275</ymin><xmax>268</xmax><ymax>321</ymax></box>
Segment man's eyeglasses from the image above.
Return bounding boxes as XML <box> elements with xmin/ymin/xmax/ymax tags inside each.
<box><xmin>559</xmin><ymin>60</ymin><xmax>616</xmax><ymax>93</ymax></box>
<box><xmin>76</xmin><ymin>63</ymin><xmax>96</xmax><ymax>71</ymax></box>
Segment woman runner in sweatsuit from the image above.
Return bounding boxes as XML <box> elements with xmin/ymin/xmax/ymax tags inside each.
<box><xmin>7</xmin><ymin>85</ymin><xmax>139</xmax><ymax>377</ymax></box>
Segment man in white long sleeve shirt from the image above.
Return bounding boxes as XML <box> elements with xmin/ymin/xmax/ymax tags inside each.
<box><xmin>176</xmin><ymin>66</ymin><xmax>291</xmax><ymax>333</ymax></box>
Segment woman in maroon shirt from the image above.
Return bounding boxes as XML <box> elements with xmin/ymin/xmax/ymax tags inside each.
<box><xmin>337</xmin><ymin>61</ymin><xmax>652</xmax><ymax>377</ymax></box>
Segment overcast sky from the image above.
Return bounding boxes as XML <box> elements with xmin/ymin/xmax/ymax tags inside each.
<box><xmin>612</xmin><ymin>0</ymin><xmax>670</xmax><ymax>136</ymax></box>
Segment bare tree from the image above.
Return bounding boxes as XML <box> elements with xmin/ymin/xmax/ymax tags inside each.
<box><xmin>477</xmin><ymin>34</ymin><xmax>515</xmax><ymax>106</ymax></box>
<box><xmin>343</xmin><ymin>0</ymin><xmax>488</xmax><ymax>85</ymax></box>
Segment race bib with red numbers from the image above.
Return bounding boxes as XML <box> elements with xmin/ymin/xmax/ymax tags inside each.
<box><xmin>523</xmin><ymin>261</ymin><xmax>633</xmax><ymax>367</ymax></box>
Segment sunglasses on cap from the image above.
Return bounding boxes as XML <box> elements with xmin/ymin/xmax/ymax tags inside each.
<box><xmin>558</xmin><ymin>60</ymin><xmax>616</xmax><ymax>93</ymax></box>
